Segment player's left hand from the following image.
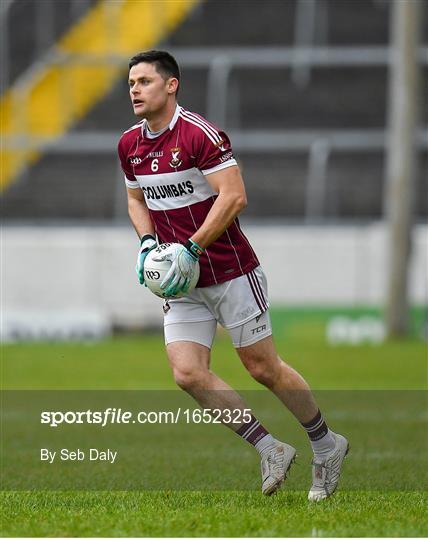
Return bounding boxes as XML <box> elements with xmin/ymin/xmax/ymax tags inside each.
<box><xmin>152</xmin><ymin>240</ymin><xmax>204</xmax><ymax>297</ymax></box>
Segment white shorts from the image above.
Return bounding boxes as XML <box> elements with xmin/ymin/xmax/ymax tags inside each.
<box><xmin>163</xmin><ymin>266</ymin><xmax>272</xmax><ymax>349</ymax></box>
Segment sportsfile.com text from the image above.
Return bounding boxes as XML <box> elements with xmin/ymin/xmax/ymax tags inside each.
<box><xmin>40</xmin><ymin>408</ymin><xmax>253</xmax><ymax>427</ymax></box>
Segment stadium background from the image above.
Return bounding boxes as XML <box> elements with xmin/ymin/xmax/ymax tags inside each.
<box><xmin>2</xmin><ymin>0</ymin><xmax>427</xmax><ymax>342</ymax></box>
<box><xmin>1</xmin><ymin>0</ymin><xmax>427</xmax><ymax>537</ymax></box>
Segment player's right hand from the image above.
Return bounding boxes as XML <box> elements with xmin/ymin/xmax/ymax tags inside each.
<box><xmin>135</xmin><ymin>234</ymin><xmax>157</xmax><ymax>285</ymax></box>
<box><xmin>152</xmin><ymin>239</ymin><xmax>203</xmax><ymax>297</ymax></box>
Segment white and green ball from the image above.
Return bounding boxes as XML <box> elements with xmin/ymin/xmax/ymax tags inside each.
<box><xmin>144</xmin><ymin>243</ymin><xmax>200</xmax><ymax>299</ymax></box>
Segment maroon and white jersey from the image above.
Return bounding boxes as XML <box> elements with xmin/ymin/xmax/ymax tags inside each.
<box><xmin>118</xmin><ymin>105</ymin><xmax>259</xmax><ymax>287</ymax></box>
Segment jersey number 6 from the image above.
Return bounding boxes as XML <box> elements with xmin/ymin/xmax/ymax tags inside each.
<box><xmin>151</xmin><ymin>159</ymin><xmax>159</xmax><ymax>172</ymax></box>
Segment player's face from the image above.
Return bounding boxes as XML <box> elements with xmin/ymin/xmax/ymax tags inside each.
<box><xmin>128</xmin><ymin>62</ymin><xmax>172</xmax><ymax>118</ymax></box>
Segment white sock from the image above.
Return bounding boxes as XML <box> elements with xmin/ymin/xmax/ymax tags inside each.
<box><xmin>311</xmin><ymin>429</ymin><xmax>336</xmax><ymax>460</ymax></box>
<box><xmin>254</xmin><ymin>434</ymin><xmax>277</xmax><ymax>455</ymax></box>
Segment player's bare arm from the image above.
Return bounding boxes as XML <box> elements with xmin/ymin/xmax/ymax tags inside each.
<box><xmin>126</xmin><ymin>187</ymin><xmax>155</xmax><ymax>240</ymax></box>
<box><xmin>190</xmin><ymin>165</ymin><xmax>247</xmax><ymax>249</ymax></box>
<box><xmin>152</xmin><ymin>164</ymin><xmax>248</xmax><ymax>296</ymax></box>
<box><xmin>127</xmin><ymin>187</ymin><xmax>157</xmax><ymax>285</ymax></box>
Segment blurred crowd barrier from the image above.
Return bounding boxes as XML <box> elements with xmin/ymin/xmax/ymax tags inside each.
<box><xmin>2</xmin><ymin>223</ymin><xmax>426</xmax><ymax>341</ymax></box>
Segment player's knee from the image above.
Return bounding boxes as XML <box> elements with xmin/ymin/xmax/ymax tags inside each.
<box><xmin>172</xmin><ymin>366</ymin><xmax>207</xmax><ymax>390</ymax></box>
<box><xmin>245</xmin><ymin>359</ymin><xmax>278</xmax><ymax>387</ymax></box>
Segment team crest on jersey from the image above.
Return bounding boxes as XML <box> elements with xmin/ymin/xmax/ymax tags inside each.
<box><xmin>169</xmin><ymin>147</ymin><xmax>182</xmax><ymax>168</ymax></box>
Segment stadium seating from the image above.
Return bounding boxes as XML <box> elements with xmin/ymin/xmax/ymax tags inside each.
<box><xmin>5</xmin><ymin>0</ymin><xmax>97</xmax><ymax>86</ymax></box>
<box><xmin>1</xmin><ymin>0</ymin><xmax>427</xmax><ymax>220</ymax></box>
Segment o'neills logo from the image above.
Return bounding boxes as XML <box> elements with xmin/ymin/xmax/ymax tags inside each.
<box><xmin>129</xmin><ymin>156</ymin><xmax>142</xmax><ymax>165</ymax></box>
<box><xmin>169</xmin><ymin>147</ymin><xmax>182</xmax><ymax>168</ymax></box>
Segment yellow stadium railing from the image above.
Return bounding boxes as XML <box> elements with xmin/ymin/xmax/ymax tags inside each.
<box><xmin>0</xmin><ymin>0</ymin><xmax>199</xmax><ymax>192</ymax></box>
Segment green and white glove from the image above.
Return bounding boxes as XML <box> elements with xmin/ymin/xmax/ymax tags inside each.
<box><xmin>136</xmin><ymin>234</ymin><xmax>157</xmax><ymax>285</ymax></box>
<box><xmin>152</xmin><ymin>239</ymin><xmax>204</xmax><ymax>297</ymax></box>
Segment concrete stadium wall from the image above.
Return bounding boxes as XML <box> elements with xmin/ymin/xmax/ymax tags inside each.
<box><xmin>2</xmin><ymin>224</ymin><xmax>427</xmax><ymax>340</ymax></box>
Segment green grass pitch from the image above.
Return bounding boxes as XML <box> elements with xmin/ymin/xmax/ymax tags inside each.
<box><xmin>1</xmin><ymin>310</ymin><xmax>427</xmax><ymax>537</ymax></box>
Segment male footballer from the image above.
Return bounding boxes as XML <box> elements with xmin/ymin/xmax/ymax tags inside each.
<box><xmin>118</xmin><ymin>50</ymin><xmax>349</xmax><ymax>500</ymax></box>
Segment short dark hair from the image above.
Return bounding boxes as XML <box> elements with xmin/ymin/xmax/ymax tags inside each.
<box><xmin>129</xmin><ymin>50</ymin><xmax>180</xmax><ymax>92</ymax></box>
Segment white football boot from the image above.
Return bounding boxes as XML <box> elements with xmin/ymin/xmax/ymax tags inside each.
<box><xmin>261</xmin><ymin>441</ymin><xmax>297</xmax><ymax>495</ymax></box>
<box><xmin>308</xmin><ymin>433</ymin><xmax>349</xmax><ymax>501</ymax></box>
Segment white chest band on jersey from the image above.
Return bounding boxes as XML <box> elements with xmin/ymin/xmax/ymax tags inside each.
<box><xmin>135</xmin><ymin>167</ymin><xmax>217</xmax><ymax>211</ymax></box>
